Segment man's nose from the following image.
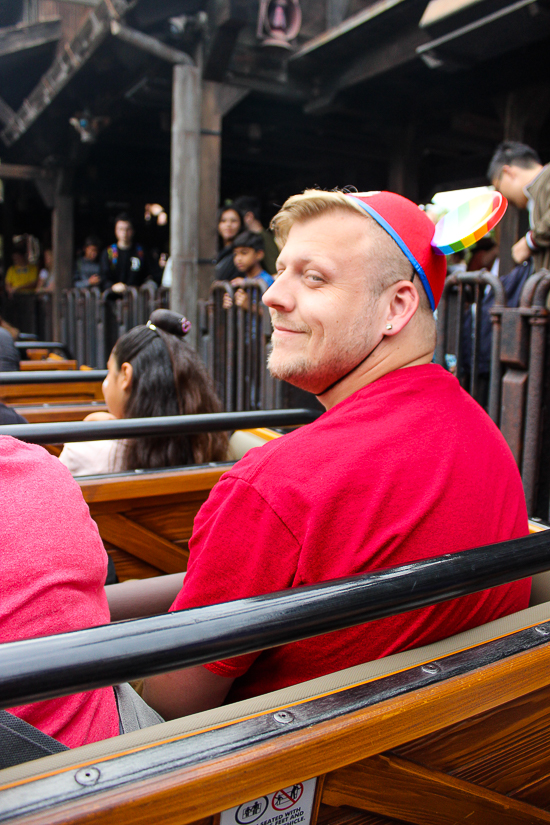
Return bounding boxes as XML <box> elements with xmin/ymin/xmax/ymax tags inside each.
<box><xmin>262</xmin><ymin>272</ymin><xmax>294</xmax><ymax>312</ymax></box>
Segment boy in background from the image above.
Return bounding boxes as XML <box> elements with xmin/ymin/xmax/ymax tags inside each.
<box><xmin>223</xmin><ymin>231</ymin><xmax>274</xmax><ymax>310</ymax></box>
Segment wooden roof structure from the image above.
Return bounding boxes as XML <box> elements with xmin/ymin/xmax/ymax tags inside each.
<box><xmin>1</xmin><ymin>0</ymin><xmax>550</xmax><ymax>323</ymax></box>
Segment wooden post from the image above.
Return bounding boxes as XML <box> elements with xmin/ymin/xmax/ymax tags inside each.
<box><xmin>388</xmin><ymin>123</ymin><xmax>418</xmax><ymax>202</ymax></box>
<box><xmin>170</xmin><ymin>62</ymin><xmax>201</xmax><ymax>349</ymax></box>
<box><xmin>198</xmin><ymin>81</ymin><xmax>222</xmax><ymax>304</ymax></box>
<box><xmin>52</xmin><ymin>189</ymin><xmax>74</xmax><ymax>340</ymax></box>
<box><xmin>198</xmin><ymin>83</ymin><xmax>248</xmax><ymax>304</ymax></box>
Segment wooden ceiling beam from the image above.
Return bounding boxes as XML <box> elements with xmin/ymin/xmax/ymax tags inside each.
<box><xmin>0</xmin><ymin>19</ymin><xmax>61</xmax><ymax>58</ymax></box>
<box><xmin>303</xmin><ymin>25</ymin><xmax>428</xmax><ymax>114</ymax></box>
<box><xmin>0</xmin><ymin>163</ymin><xmax>54</xmax><ymax>180</ymax></box>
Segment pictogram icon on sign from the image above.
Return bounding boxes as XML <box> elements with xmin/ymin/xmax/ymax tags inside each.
<box><xmin>271</xmin><ymin>784</ymin><xmax>304</xmax><ymax>811</ymax></box>
<box><xmin>235</xmin><ymin>797</ymin><xmax>269</xmax><ymax>823</ymax></box>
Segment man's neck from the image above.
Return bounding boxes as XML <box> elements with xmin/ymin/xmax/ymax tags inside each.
<box><xmin>522</xmin><ymin>164</ymin><xmax>544</xmax><ymax>191</ymax></box>
<box><xmin>117</xmin><ymin>242</ymin><xmax>131</xmax><ymax>251</ymax></box>
<box><xmin>317</xmin><ymin>336</ymin><xmax>435</xmax><ymax>410</ymax></box>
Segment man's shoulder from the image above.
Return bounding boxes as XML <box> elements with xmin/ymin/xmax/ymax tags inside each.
<box><xmin>527</xmin><ymin>164</ymin><xmax>550</xmax><ymax>199</ymax></box>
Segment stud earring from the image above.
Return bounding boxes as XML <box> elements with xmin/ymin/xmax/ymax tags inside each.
<box><xmin>386</xmin><ymin>323</ymin><xmax>393</xmax><ymax>330</ymax></box>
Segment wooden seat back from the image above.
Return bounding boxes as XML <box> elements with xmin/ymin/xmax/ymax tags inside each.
<box><xmin>12</xmin><ymin>402</ymin><xmax>108</xmax><ymax>423</ymax></box>
<box><xmin>0</xmin><ymin>380</ymin><xmax>104</xmax><ymax>406</ymax></box>
<box><xmin>19</xmin><ymin>359</ymin><xmax>78</xmax><ymax>371</ymax></box>
<box><xmin>79</xmin><ymin>464</ymin><xmax>234</xmax><ymax>580</ymax></box>
<box><xmin>77</xmin><ymin>428</ymin><xmax>281</xmax><ymax>580</ymax></box>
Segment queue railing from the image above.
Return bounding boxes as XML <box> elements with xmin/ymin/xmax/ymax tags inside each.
<box><xmin>436</xmin><ymin>268</ymin><xmax>550</xmax><ymax>520</ymax></box>
<box><xmin>60</xmin><ymin>284</ymin><xmax>170</xmax><ymax>368</ymax></box>
<box><xmin>203</xmin><ymin>280</ymin><xmax>283</xmax><ymax>411</ymax></box>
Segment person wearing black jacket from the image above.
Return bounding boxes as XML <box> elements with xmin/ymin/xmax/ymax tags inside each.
<box><xmin>99</xmin><ymin>214</ymin><xmax>148</xmax><ymax>292</ymax></box>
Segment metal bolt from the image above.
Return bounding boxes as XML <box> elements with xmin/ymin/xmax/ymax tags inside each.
<box><xmin>74</xmin><ymin>767</ymin><xmax>101</xmax><ymax>787</ymax></box>
<box><xmin>273</xmin><ymin>710</ymin><xmax>294</xmax><ymax>724</ymax></box>
<box><xmin>421</xmin><ymin>663</ymin><xmax>440</xmax><ymax>675</ymax></box>
<box><xmin>535</xmin><ymin>625</ymin><xmax>550</xmax><ymax>636</ymax></box>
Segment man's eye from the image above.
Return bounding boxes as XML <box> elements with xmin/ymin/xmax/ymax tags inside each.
<box><xmin>306</xmin><ymin>272</ymin><xmax>324</xmax><ymax>283</ymax></box>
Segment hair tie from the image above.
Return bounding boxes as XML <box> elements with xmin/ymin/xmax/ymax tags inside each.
<box><xmin>148</xmin><ymin>309</ymin><xmax>192</xmax><ymax>337</ymax></box>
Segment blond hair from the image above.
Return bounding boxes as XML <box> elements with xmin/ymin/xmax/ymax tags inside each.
<box><xmin>271</xmin><ymin>189</ymin><xmax>433</xmax><ymax>314</ymax></box>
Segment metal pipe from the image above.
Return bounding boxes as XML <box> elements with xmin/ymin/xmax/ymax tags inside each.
<box><xmin>0</xmin><ymin>408</ymin><xmax>321</xmax><ymax>444</ymax></box>
<box><xmin>0</xmin><ymin>530</ymin><xmax>549</xmax><ymax>709</ymax></box>
<box><xmin>0</xmin><ymin>370</ymin><xmax>107</xmax><ymax>384</ymax></box>
<box><xmin>14</xmin><ymin>341</ymin><xmax>66</xmax><ymax>350</ymax></box>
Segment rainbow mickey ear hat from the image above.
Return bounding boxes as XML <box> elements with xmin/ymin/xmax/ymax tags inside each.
<box><xmin>345</xmin><ymin>190</ymin><xmax>507</xmax><ymax>311</ymax></box>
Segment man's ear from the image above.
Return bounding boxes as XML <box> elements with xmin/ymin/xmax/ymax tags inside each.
<box><xmin>257</xmin><ymin>249</ymin><xmax>265</xmax><ymax>262</ymax></box>
<box><xmin>384</xmin><ymin>280</ymin><xmax>420</xmax><ymax>334</ymax></box>
<box><xmin>119</xmin><ymin>361</ymin><xmax>133</xmax><ymax>391</ymax></box>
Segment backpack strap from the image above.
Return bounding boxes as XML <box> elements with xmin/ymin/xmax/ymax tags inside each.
<box><xmin>0</xmin><ymin>709</ymin><xmax>68</xmax><ymax>769</ymax></box>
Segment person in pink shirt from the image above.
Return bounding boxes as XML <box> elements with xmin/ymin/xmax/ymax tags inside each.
<box><xmin>1</xmin><ymin>436</ymin><xmax>119</xmax><ymax>748</ymax></box>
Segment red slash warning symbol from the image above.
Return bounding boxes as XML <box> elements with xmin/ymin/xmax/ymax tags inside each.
<box><xmin>271</xmin><ymin>784</ymin><xmax>304</xmax><ymax>811</ymax></box>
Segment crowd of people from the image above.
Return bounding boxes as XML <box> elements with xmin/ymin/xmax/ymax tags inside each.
<box><xmin>1</xmin><ymin>142</ymin><xmax>549</xmax><ymax>757</ymax></box>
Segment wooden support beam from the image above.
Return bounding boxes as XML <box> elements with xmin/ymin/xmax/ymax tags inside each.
<box><xmin>0</xmin><ymin>1</ymin><xmax>133</xmax><ymax>147</ymax></box>
<box><xmin>303</xmin><ymin>26</ymin><xmax>428</xmax><ymax>115</ymax></box>
<box><xmin>52</xmin><ymin>187</ymin><xmax>74</xmax><ymax>340</ymax></box>
<box><xmin>170</xmin><ymin>63</ymin><xmax>201</xmax><ymax>348</ymax></box>
<box><xmin>198</xmin><ymin>82</ymin><xmax>249</xmax><ymax>303</ymax></box>
<box><xmin>202</xmin><ymin>0</ymin><xmax>249</xmax><ymax>83</ymax></box>
<box><xmin>0</xmin><ymin>97</ymin><xmax>16</xmax><ymax>128</ymax></box>
<box><xmin>110</xmin><ymin>21</ymin><xmax>192</xmax><ymax>65</ymax></box>
<box><xmin>323</xmin><ymin>754</ymin><xmax>550</xmax><ymax>825</ymax></box>
<box><xmin>0</xmin><ymin>18</ymin><xmax>61</xmax><ymax>59</ymax></box>
<box><xmin>326</xmin><ymin>0</ymin><xmax>351</xmax><ymax>29</ymax></box>
<box><xmin>0</xmin><ymin>163</ymin><xmax>53</xmax><ymax>181</ymax></box>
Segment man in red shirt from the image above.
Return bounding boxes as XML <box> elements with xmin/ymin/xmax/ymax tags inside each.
<box><xmin>143</xmin><ymin>190</ymin><xmax>530</xmax><ymax>719</ymax></box>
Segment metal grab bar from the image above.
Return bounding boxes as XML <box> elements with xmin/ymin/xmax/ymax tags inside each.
<box><xmin>0</xmin><ymin>530</ymin><xmax>548</xmax><ymax>709</ymax></box>
<box><xmin>0</xmin><ymin>370</ymin><xmax>107</xmax><ymax>384</ymax></box>
<box><xmin>0</xmin><ymin>408</ymin><xmax>321</xmax><ymax>443</ymax></box>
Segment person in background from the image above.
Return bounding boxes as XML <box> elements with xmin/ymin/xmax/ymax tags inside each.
<box><xmin>234</xmin><ymin>196</ymin><xmax>279</xmax><ymax>275</ymax></box>
<box><xmin>0</xmin><ymin>322</ymin><xmax>20</xmax><ymax>372</ymax></box>
<box><xmin>74</xmin><ymin>236</ymin><xmax>102</xmax><ymax>288</ymax></box>
<box><xmin>489</xmin><ymin>141</ymin><xmax>550</xmax><ymax>271</ymax></box>
<box><xmin>214</xmin><ymin>205</ymin><xmax>244</xmax><ymax>282</ymax></box>
<box><xmin>100</xmin><ymin>214</ymin><xmax>148</xmax><ymax>292</ymax></box>
<box><xmin>4</xmin><ymin>241</ymin><xmax>38</xmax><ymax>297</ymax></box>
<box><xmin>36</xmin><ymin>249</ymin><xmax>54</xmax><ymax>292</ymax></box>
<box><xmin>222</xmin><ymin>231</ymin><xmax>274</xmax><ymax>310</ymax></box>
<box><xmin>58</xmin><ymin>310</ymin><xmax>228</xmax><ymax>476</ymax></box>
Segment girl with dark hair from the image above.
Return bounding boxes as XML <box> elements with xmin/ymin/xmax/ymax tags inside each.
<box><xmin>214</xmin><ymin>205</ymin><xmax>244</xmax><ymax>282</ymax></box>
<box><xmin>59</xmin><ymin>310</ymin><xmax>228</xmax><ymax>476</ymax></box>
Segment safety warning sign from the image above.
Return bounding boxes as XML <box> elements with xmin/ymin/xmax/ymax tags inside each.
<box><xmin>220</xmin><ymin>778</ymin><xmax>317</xmax><ymax>825</ymax></box>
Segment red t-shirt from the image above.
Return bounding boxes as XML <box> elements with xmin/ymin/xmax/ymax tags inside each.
<box><xmin>171</xmin><ymin>365</ymin><xmax>530</xmax><ymax>702</ymax></box>
<box><xmin>1</xmin><ymin>436</ymin><xmax>119</xmax><ymax>747</ymax></box>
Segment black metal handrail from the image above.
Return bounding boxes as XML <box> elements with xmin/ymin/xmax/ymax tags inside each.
<box><xmin>0</xmin><ymin>370</ymin><xmax>107</xmax><ymax>384</ymax></box>
<box><xmin>14</xmin><ymin>341</ymin><xmax>67</xmax><ymax>351</ymax></box>
<box><xmin>0</xmin><ymin>531</ymin><xmax>548</xmax><ymax>709</ymax></box>
<box><xmin>0</xmin><ymin>408</ymin><xmax>320</xmax><ymax>443</ymax></box>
